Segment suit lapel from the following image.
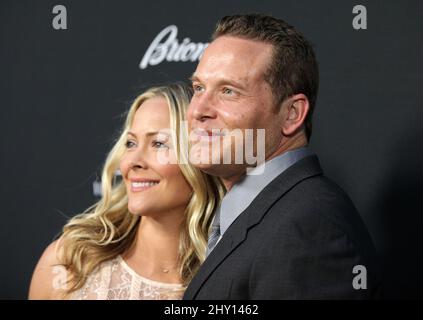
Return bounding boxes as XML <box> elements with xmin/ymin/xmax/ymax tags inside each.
<box><xmin>247</xmin><ymin>155</ymin><xmax>323</xmax><ymax>229</ymax></box>
<box><xmin>184</xmin><ymin>155</ymin><xmax>323</xmax><ymax>299</ymax></box>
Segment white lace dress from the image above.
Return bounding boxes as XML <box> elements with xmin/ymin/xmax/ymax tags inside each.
<box><xmin>70</xmin><ymin>255</ymin><xmax>185</xmax><ymax>300</ymax></box>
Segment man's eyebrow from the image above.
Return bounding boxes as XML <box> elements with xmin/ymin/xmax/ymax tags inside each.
<box><xmin>189</xmin><ymin>74</ymin><xmax>246</xmax><ymax>90</ymax></box>
<box><xmin>189</xmin><ymin>74</ymin><xmax>199</xmax><ymax>83</ymax></box>
<box><xmin>217</xmin><ymin>78</ymin><xmax>246</xmax><ymax>90</ymax></box>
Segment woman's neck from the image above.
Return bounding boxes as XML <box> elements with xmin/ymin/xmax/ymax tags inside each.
<box><xmin>122</xmin><ymin>208</ymin><xmax>185</xmax><ymax>283</ymax></box>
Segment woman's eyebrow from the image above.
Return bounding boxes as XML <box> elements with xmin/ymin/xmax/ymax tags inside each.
<box><xmin>127</xmin><ymin>130</ymin><xmax>169</xmax><ymax>138</ymax></box>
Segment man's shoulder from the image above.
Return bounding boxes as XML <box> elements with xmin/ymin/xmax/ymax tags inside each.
<box><xmin>260</xmin><ymin>173</ymin><xmax>378</xmax><ymax>263</ymax></box>
<box><xmin>249</xmin><ymin>154</ymin><xmax>361</xmax><ymax>237</ymax></box>
<box><xmin>291</xmin><ymin>173</ymin><xmax>356</xmax><ymax>210</ymax></box>
<box><xmin>269</xmin><ymin>173</ymin><xmax>361</xmax><ymax>232</ymax></box>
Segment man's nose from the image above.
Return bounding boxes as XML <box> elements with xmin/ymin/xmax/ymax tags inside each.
<box><xmin>188</xmin><ymin>93</ymin><xmax>217</xmax><ymax>123</ymax></box>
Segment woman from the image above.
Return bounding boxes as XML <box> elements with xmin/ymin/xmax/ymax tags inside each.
<box><xmin>29</xmin><ymin>83</ymin><xmax>225</xmax><ymax>299</ymax></box>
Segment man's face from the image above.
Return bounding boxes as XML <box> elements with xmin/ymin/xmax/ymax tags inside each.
<box><xmin>188</xmin><ymin>36</ymin><xmax>285</xmax><ymax>180</ymax></box>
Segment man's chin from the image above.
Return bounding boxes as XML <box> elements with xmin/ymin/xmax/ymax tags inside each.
<box><xmin>190</xmin><ymin>162</ymin><xmax>220</xmax><ymax>176</ymax></box>
<box><xmin>192</xmin><ymin>161</ymin><xmax>247</xmax><ymax>180</ymax></box>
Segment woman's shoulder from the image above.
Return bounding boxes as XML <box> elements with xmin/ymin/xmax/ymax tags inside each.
<box><xmin>28</xmin><ymin>237</ymin><xmax>67</xmax><ymax>300</ymax></box>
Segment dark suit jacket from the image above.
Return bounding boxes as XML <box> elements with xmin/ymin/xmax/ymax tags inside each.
<box><xmin>184</xmin><ymin>155</ymin><xmax>381</xmax><ymax>299</ymax></box>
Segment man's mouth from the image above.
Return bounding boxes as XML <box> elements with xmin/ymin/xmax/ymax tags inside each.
<box><xmin>193</xmin><ymin>128</ymin><xmax>226</xmax><ymax>141</ymax></box>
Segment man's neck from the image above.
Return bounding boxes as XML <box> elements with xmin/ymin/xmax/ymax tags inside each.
<box><xmin>266</xmin><ymin>132</ymin><xmax>308</xmax><ymax>163</ymax></box>
<box><xmin>222</xmin><ymin>133</ymin><xmax>308</xmax><ymax>191</ymax></box>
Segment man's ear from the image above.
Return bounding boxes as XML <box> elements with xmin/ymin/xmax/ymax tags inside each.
<box><xmin>281</xmin><ymin>94</ymin><xmax>310</xmax><ymax>136</ymax></box>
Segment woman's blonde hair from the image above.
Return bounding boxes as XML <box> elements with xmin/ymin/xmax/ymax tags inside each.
<box><xmin>58</xmin><ymin>83</ymin><xmax>225</xmax><ymax>294</ymax></box>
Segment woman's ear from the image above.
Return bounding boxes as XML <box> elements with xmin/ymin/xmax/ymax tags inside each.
<box><xmin>281</xmin><ymin>94</ymin><xmax>310</xmax><ymax>136</ymax></box>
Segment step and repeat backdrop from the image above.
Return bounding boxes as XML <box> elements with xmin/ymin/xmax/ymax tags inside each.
<box><xmin>1</xmin><ymin>0</ymin><xmax>422</xmax><ymax>298</ymax></box>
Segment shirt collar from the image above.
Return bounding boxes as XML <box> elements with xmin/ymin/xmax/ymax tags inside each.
<box><xmin>218</xmin><ymin>146</ymin><xmax>314</xmax><ymax>236</ymax></box>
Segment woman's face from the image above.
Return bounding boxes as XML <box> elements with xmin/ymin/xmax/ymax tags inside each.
<box><xmin>120</xmin><ymin>97</ymin><xmax>192</xmax><ymax>218</ymax></box>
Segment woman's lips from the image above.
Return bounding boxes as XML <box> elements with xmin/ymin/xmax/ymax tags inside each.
<box><xmin>129</xmin><ymin>180</ymin><xmax>160</xmax><ymax>192</ymax></box>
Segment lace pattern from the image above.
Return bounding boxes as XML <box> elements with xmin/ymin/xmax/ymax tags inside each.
<box><xmin>70</xmin><ymin>256</ymin><xmax>184</xmax><ymax>300</ymax></box>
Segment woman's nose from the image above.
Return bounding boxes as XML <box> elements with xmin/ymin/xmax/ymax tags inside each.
<box><xmin>127</xmin><ymin>149</ymin><xmax>148</xmax><ymax>170</ymax></box>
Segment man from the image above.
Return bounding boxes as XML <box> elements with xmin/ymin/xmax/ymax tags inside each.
<box><xmin>185</xmin><ymin>14</ymin><xmax>380</xmax><ymax>299</ymax></box>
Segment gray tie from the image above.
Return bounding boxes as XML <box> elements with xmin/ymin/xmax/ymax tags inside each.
<box><xmin>206</xmin><ymin>209</ymin><xmax>221</xmax><ymax>256</ymax></box>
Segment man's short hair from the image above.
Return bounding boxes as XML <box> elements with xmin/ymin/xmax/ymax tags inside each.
<box><xmin>212</xmin><ymin>14</ymin><xmax>319</xmax><ymax>140</ymax></box>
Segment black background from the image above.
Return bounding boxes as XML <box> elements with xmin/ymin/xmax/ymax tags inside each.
<box><xmin>1</xmin><ymin>0</ymin><xmax>422</xmax><ymax>299</ymax></box>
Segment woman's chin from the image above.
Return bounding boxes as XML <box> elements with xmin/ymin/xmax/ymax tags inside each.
<box><xmin>127</xmin><ymin>204</ymin><xmax>147</xmax><ymax>216</ymax></box>
<box><xmin>127</xmin><ymin>204</ymin><xmax>159</xmax><ymax>217</ymax></box>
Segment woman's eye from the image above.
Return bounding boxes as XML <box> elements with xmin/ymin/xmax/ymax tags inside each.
<box><xmin>152</xmin><ymin>141</ymin><xmax>168</xmax><ymax>149</ymax></box>
<box><xmin>125</xmin><ymin>140</ymin><xmax>136</xmax><ymax>148</ymax></box>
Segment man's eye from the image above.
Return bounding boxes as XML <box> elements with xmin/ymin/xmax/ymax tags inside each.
<box><xmin>193</xmin><ymin>84</ymin><xmax>204</xmax><ymax>92</ymax></box>
<box><xmin>125</xmin><ymin>140</ymin><xmax>136</xmax><ymax>148</ymax></box>
<box><xmin>222</xmin><ymin>87</ymin><xmax>234</xmax><ymax>95</ymax></box>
